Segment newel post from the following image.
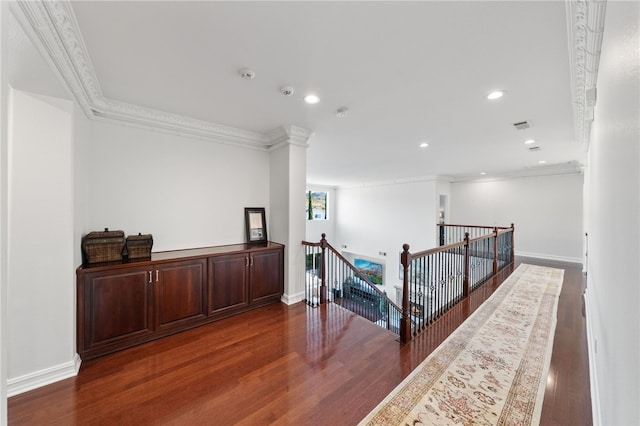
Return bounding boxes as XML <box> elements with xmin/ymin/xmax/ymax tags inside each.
<box><xmin>463</xmin><ymin>232</ymin><xmax>470</xmax><ymax>298</ymax></box>
<box><xmin>400</xmin><ymin>244</ymin><xmax>412</xmax><ymax>344</ymax></box>
<box><xmin>493</xmin><ymin>227</ymin><xmax>499</xmax><ymax>275</ymax></box>
<box><xmin>319</xmin><ymin>233</ymin><xmax>328</xmax><ymax>304</ymax></box>
<box><xmin>510</xmin><ymin>223</ymin><xmax>515</xmax><ymax>263</ymax></box>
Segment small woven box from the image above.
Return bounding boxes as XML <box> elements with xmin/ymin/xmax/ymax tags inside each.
<box><xmin>82</xmin><ymin>228</ymin><xmax>125</xmax><ymax>264</ymax></box>
<box><xmin>125</xmin><ymin>233</ymin><xmax>153</xmax><ymax>259</ymax></box>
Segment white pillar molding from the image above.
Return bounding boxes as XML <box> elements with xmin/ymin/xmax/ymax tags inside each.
<box><xmin>268</xmin><ymin>126</ymin><xmax>313</xmax><ymax>304</ymax></box>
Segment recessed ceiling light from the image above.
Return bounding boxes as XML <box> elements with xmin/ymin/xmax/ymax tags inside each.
<box><xmin>419</xmin><ymin>142</ymin><xmax>429</xmax><ymax>148</ymax></box>
<box><xmin>524</xmin><ymin>139</ymin><xmax>536</xmax><ymax>145</ymax></box>
<box><xmin>487</xmin><ymin>91</ymin><xmax>504</xmax><ymax>100</ymax></box>
<box><xmin>480</xmin><ymin>172</ymin><xmax>487</xmax><ymax>175</ymax></box>
<box><xmin>538</xmin><ymin>160</ymin><xmax>547</xmax><ymax>164</ymax></box>
<box><xmin>303</xmin><ymin>94</ymin><xmax>320</xmax><ymax>104</ymax></box>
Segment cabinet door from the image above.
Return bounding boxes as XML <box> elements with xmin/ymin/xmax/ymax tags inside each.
<box><xmin>249</xmin><ymin>249</ymin><xmax>283</xmax><ymax>305</ymax></box>
<box><xmin>155</xmin><ymin>259</ymin><xmax>207</xmax><ymax>330</ymax></box>
<box><xmin>82</xmin><ymin>265</ymin><xmax>154</xmax><ymax>353</ymax></box>
<box><xmin>208</xmin><ymin>253</ymin><xmax>249</xmax><ymax>316</ymax></box>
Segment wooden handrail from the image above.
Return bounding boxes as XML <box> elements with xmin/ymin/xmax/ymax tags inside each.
<box><xmin>468</xmin><ymin>233</ymin><xmax>495</xmax><ymax>244</ymax></box>
<box><xmin>301</xmin><ymin>240</ymin><xmax>321</xmax><ymax>247</ymax></box>
<box><xmin>438</xmin><ymin>223</ymin><xmax>511</xmax><ymax>230</ymax></box>
<box><xmin>411</xmin><ymin>240</ymin><xmax>466</xmax><ymax>258</ymax></box>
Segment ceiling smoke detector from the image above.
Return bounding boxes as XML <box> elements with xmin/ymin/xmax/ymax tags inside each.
<box><xmin>336</xmin><ymin>107</ymin><xmax>349</xmax><ymax>118</ymax></box>
<box><xmin>280</xmin><ymin>86</ymin><xmax>295</xmax><ymax>96</ymax></box>
<box><xmin>238</xmin><ymin>68</ymin><xmax>255</xmax><ymax>80</ymax></box>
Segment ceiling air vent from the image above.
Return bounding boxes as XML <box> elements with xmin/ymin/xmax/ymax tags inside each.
<box><xmin>528</xmin><ymin>146</ymin><xmax>542</xmax><ymax>152</ymax></box>
<box><xmin>513</xmin><ymin>120</ymin><xmax>532</xmax><ymax>130</ymax></box>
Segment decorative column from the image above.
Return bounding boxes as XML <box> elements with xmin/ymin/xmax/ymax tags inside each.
<box><xmin>268</xmin><ymin>125</ymin><xmax>313</xmax><ymax>304</ymax></box>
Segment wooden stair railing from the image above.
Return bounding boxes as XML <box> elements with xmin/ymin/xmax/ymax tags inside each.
<box><xmin>303</xmin><ymin>223</ymin><xmax>514</xmax><ymax>344</ymax></box>
<box><xmin>302</xmin><ymin>234</ymin><xmax>403</xmax><ymax>336</ymax></box>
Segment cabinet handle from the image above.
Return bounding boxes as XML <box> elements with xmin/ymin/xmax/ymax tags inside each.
<box><xmin>246</xmin><ymin>257</ymin><xmax>249</xmax><ymax>267</ymax></box>
<box><xmin>251</xmin><ymin>257</ymin><xmax>254</xmax><ymax>266</ymax></box>
<box><xmin>156</xmin><ymin>270</ymin><xmax>159</xmax><ymax>282</ymax></box>
<box><xmin>148</xmin><ymin>271</ymin><xmax>152</xmax><ymax>283</ymax></box>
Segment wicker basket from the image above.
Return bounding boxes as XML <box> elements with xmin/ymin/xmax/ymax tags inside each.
<box><xmin>82</xmin><ymin>228</ymin><xmax>125</xmax><ymax>264</ymax></box>
<box><xmin>126</xmin><ymin>233</ymin><xmax>153</xmax><ymax>259</ymax></box>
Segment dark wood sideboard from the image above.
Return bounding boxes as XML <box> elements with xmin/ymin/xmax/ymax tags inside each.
<box><xmin>77</xmin><ymin>242</ymin><xmax>284</xmax><ymax>360</ymax></box>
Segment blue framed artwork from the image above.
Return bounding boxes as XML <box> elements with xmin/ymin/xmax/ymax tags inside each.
<box><xmin>354</xmin><ymin>258</ymin><xmax>384</xmax><ymax>285</ymax></box>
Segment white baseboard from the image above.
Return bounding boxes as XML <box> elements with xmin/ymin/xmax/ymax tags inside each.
<box><xmin>515</xmin><ymin>251</ymin><xmax>583</xmax><ymax>266</ymax></box>
<box><xmin>281</xmin><ymin>291</ymin><xmax>304</xmax><ymax>305</ymax></box>
<box><xmin>7</xmin><ymin>353</ymin><xmax>81</xmax><ymax>397</ymax></box>
<box><xmin>584</xmin><ymin>289</ymin><xmax>602</xmax><ymax>425</ymax></box>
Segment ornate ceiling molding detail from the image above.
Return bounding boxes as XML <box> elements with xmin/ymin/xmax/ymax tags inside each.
<box><xmin>566</xmin><ymin>0</ymin><xmax>607</xmax><ymax>150</ymax></box>
<box><xmin>16</xmin><ymin>0</ymin><xmax>97</xmax><ymax>116</ymax></box>
<box><xmin>267</xmin><ymin>125</ymin><xmax>314</xmax><ymax>150</ymax></box>
<box><xmin>16</xmin><ymin>0</ymin><xmax>273</xmax><ymax>150</ymax></box>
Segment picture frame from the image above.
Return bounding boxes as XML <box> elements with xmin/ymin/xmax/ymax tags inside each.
<box><xmin>244</xmin><ymin>207</ymin><xmax>267</xmax><ymax>245</ymax></box>
<box><xmin>354</xmin><ymin>258</ymin><xmax>384</xmax><ymax>285</ymax></box>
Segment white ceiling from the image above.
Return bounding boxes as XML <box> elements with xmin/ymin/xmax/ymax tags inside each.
<box><xmin>26</xmin><ymin>1</ymin><xmax>588</xmax><ymax>187</ymax></box>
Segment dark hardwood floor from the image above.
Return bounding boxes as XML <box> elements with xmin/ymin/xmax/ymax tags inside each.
<box><xmin>8</xmin><ymin>257</ymin><xmax>591</xmax><ymax>425</ymax></box>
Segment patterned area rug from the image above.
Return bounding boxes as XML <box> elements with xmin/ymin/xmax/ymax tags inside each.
<box><xmin>359</xmin><ymin>264</ymin><xmax>564</xmax><ymax>426</ymax></box>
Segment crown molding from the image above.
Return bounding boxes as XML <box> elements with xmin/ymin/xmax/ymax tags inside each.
<box><xmin>15</xmin><ymin>0</ymin><xmax>97</xmax><ymax>117</ymax></box>
<box><xmin>95</xmin><ymin>98</ymin><xmax>269</xmax><ymax>148</ymax></box>
<box><xmin>566</xmin><ymin>0</ymin><xmax>607</xmax><ymax>151</ymax></box>
<box><xmin>15</xmin><ymin>0</ymin><xmax>275</xmax><ymax>150</ymax></box>
<box><xmin>267</xmin><ymin>125</ymin><xmax>314</xmax><ymax>150</ymax></box>
<box><xmin>336</xmin><ymin>175</ymin><xmax>440</xmax><ymax>190</ymax></box>
<box><xmin>450</xmin><ymin>161</ymin><xmax>584</xmax><ymax>183</ymax></box>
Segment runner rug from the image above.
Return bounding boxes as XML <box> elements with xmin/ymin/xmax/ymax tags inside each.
<box><xmin>359</xmin><ymin>263</ymin><xmax>564</xmax><ymax>426</ymax></box>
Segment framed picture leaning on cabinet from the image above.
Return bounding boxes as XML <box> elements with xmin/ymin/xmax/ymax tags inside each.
<box><xmin>245</xmin><ymin>207</ymin><xmax>267</xmax><ymax>245</ymax></box>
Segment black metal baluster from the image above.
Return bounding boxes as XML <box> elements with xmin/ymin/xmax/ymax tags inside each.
<box><xmin>410</xmin><ymin>258</ymin><xmax>417</xmax><ymax>331</ymax></box>
<box><xmin>437</xmin><ymin>251</ymin><xmax>442</xmax><ymax>318</ymax></box>
<box><xmin>305</xmin><ymin>246</ymin><xmax>308</xmax><ymax>303</ymax></box>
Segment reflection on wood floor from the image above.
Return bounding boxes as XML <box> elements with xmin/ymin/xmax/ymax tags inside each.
<box><xmin>8</xmin><ymin>257</ymin><xmax>591</xmax><ymax>425</ymax></box>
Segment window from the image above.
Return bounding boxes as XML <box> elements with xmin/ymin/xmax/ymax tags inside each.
<box><xmin>306</xmin><ymin>191</ymin><xmax>328</xmax><ymax>220</ymax></box>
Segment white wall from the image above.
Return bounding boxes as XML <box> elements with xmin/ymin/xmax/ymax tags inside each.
<box><xmin>305</xmin><ymin>185</ymin><xmax>336</xmax><ymax>243</ymax></box>
<box><xmin>585</xmin><ymin>2</ymin><xmax>639</xmax><ymax>424</ymax></box>
<box><xmin>88</xmin><ymin>120</ymin><xmax>270</xmax><ymax>251</ymax></box>
<box><xmin>335</xmin><ymin>180</ymin><xmax>438</xmax><ymax>295</ymax></box>
<box><xmin>7</xmin><ymin>89</ymin><xmax>77</xmax><ymax>391</ymax></box>
<box><xmin>4</xmin><ymin>0</ymin><xmax>82</xmax><ymax>398</ymax></box>
<box><xmin>73</xmin><ymin>105</ymin><xmax>90</xmax><ymax>271</ymax></box>
<box><xmin>0</xmin><ymin>2</ymin><xmax>9</xmax><ymax>421</ymax></box>
<box><xmin>449</xmin><ymin>173</ymin><xmax>584</xmax><ymax>262</ymax></box>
